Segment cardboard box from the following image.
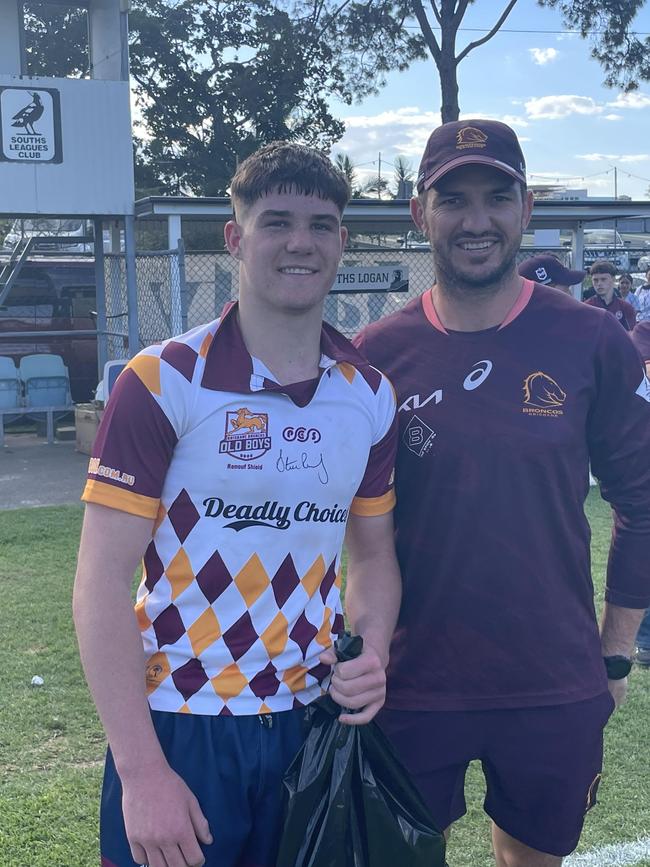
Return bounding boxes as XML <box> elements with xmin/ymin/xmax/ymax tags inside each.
<box><xmin>75</xmin><ymin>403</ymin><xmax>104</xmax><ymax>455</ymax></box>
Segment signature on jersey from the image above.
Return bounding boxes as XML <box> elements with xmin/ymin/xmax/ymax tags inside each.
<box><xmin>276</xmin><ymin>449</ymin><xmax>329</xmax><ymax>485</ymax></box>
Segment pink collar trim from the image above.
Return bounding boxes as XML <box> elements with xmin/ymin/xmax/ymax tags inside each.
<box><xmin>421</xmin><ymin>278</ymin><xmax>535</xmax><ymax>334</ymax></box>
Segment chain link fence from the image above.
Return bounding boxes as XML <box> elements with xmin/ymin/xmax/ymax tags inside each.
<box><xmin>103</xmin><ymin>246</ymin><xmax>574</xmax><ymax>355</ymax></box>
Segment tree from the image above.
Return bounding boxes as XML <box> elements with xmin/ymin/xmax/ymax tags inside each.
<box><xmin>128</xmin><ymin>0</ymin><xmax>354</xmax><ymax>195</ymax></box>
<box><xmin>22</xmin><ymin>0</ymin><xmax>417</xmax><ymax>196</ymax></box>
<box><xmin>361</xmin><ymin>175</ymin><xmax>391</xmax><ymax>199</ymax></box>
<box><xmin>334</xmin><ymin>153</ymin><xmax>359</xmax><ymax>190</ymax></box>
<box><xmin>331</xmin><ymin>0</ymin><xmax>650</xmax><ymax>122</ymax></box>
<box><xmin>23</xmin><ymin>1</ymin><xmax>89</xmax><ymax>78</ymax></box>
<box><xmin>392</xmin><ymin>157</ymin><xmax>414</xmax><ymax>198</ymax></box>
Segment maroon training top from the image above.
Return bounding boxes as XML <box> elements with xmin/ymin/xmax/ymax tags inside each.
<box><xmin>632</xmin><ymin>321</ymin><xmax>650</xmax><ymax>367</ymax></box>
<box><xmin>586</xmin><ymin>294</ymin><xmax>636</xmax><ymax>331</ymax></box>
<box><xmin>356</xmin><ymin>283</ymin><xmax>650</xmax><ymax>711</ymax></box>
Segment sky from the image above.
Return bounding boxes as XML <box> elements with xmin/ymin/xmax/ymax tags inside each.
<box><xmin>328</xmin><ymin>1</ymin><xmax>650</xmax><ymax>200</ymax></box>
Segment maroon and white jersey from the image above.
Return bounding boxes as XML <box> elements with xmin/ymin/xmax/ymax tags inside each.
<box><xmin>83</xmin><ymin>303</ymin><xmax>397</xmax><ymax>715</ymax></box>
<box><xmin>586</xmin><ymin>294</ymin><xmax>636</xmax><ymax>331</ymax></box>
<box><xmin>356</xmin><ymin>280</ymin><xmax>650</xmax><ymax>711</ymax></box>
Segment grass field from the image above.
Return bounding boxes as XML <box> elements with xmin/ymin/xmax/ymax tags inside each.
<box><xmin>0</xmin><ymin>492</ymin><xmax>648</xmax><ymax>866</ymax></box>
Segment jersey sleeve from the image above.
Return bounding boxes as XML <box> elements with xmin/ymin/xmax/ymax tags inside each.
<box><xmin>588</xmin><ymin>315</ymin><xmax>650</xmax><ymax>608</ymax></box>
<box><xmin>350</xmin><ymin>370</ymin><xmax>398</xmax><ymax>517</ymax></box>
<box><xmin>81</xmin><ymin>347</ymin><xmax>181</xmax><ymax>519</ymax></box>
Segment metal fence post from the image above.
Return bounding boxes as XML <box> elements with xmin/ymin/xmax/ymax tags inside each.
<box><xmin>177</xmin><ymin>238</ymin><xmax>188</xmax><ymax>333</ymax></box>
<box><xmin>124</xmin><ymin>215</ymin><xmax>139</xmax><ymax>357</ymax></box>
<box><xmin>93</xmin><ymin>217</ymin><xmax>108</xmax><ymax>377</ymax></box>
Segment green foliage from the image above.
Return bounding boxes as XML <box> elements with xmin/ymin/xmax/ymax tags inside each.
<box><xmin>539</xmin><ymin>0</ymin><xmax>650</xmax><ymax>92</ymax></box>
<box><xmin>22</xmin><ymin>1</ymin><xmax>89</xmax><ymax>78</ymax></box>
<box><xmin>127</xmin><ymin>0</ymin><xmax>359</xmax><ymax>196</ymax></box>
<box><xmin>332</xmin><ymin>0</ymin><xmax>650</xmax><ymax>120</ymax></box>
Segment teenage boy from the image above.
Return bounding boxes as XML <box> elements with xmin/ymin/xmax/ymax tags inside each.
<box><xmin>74</xmin><ymin>142</ymin><xmax>400</xmax><ymax>867</ymax></box>
<box><xmin>586</xmin><ymin>260</ymin><xmax>636</xmax><ymax>330</ymax></box>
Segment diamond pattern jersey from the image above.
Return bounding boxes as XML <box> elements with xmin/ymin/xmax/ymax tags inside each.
<box><xmin>82</xmin><ymin>303</ymin><xmax>397</xmax><ymax>715</ymax></box>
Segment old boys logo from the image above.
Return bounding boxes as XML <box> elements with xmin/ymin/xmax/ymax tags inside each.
<box><xmin>220</xmin><ymin>407</ymin><xmax>271</xmax><ymax>460</ymax></box>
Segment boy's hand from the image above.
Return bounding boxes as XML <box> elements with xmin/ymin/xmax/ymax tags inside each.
<box><xmin>121</xmin><ymin>764</ymin><xmax>212</xmax><ymax>867</ymax></box>
<box><xmin>319</xmin><ymin>644</ymin><xmax>386</xmax><ymax>725</ymax></box>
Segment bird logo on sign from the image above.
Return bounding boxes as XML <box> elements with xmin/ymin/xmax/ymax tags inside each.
<box><xmin>11</xmin><ymin>92</ymin><xmax>44</xmax><ymax>135</ymax></box>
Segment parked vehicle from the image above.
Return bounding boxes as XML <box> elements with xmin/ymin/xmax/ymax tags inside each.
<box><xmin>2</xmin><ymin>218</ymin><xmax>121</xmax><ymax>254</ymax></box>
<box><xmin>0</xmin><ymin>259</ymin><xmax>98</xmax><ymax>401</ymax></box>
<box><xmin>582</xmin><ymin>229</ymin><xmax>630</xmax><ymax>271</ymax></box>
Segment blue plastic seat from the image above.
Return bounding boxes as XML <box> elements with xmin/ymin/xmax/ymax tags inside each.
<box><xmin>0</xmin><ymin>356</ymin><xmax>21</xmax><ymax>411</ymax></box>
<box><xmin>19</xmin><ymin>354</ymin><xmax>71</xmax><ymax>408</ymax></box>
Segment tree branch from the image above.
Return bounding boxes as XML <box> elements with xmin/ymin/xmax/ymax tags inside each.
<box><xmin>429</xmin><ymin>0</ymin><xmax>442</xmax><ymax>28</ymax></box>
<box><xmin>452</xmin><ymin>0</ymin><xmax>471</xmax><ymax>30</ymax></box>
<box><xmin>413</xmin><ymin>0</ymin><xmax>441</xmax><ymax>64</ymax></box>
<box><xmin>455</xmin><ymin>0</ymin><xmax>519</xmax><ymax>64</ymax></box>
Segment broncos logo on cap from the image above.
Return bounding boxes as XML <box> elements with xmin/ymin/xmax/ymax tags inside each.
<box><xmin>456</xmin><ymin>127</ymin><xmax>488</xmax><ymax>148</ymax></box>
<box><xmin>523</xmin><ymin>372</ymin><xmax>567</xmax><ymax>408</ymax></box>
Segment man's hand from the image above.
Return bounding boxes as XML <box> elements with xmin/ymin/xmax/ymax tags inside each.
<box><xmin>121</xmin><ymin>764</ymin><xmax>212</xmax><ymax>867</ymax></box>
<box><xmin>607</xmin><ymin>677</ymin><xmax>628</xmax><ymax>710</ymax></box>
<box><xmin>319</xmin><ymin>644</ymin><xmax>386</xmax><ymax>725</ymax></box>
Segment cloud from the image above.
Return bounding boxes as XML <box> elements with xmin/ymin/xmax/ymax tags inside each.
<box><xmin>459</xmin><ymin>112</ymin><xmax>529</xmax><ymax>129</ymax></box>
<box><xmin>576</xmin><ymin>153</ymin><xmax>650</xmax><ymax>163</ymax></box>
<box><xmin>334</xmin><ymin>108</ymin><xmax>528</xmax><ymax>186</ymax></box>
<box><xmin>601</xmin><ymin>113</ymin><xmax>623</xmax><ymax>121</ymax></box>
<box><xmin>607</xmin><ymin>92</ymin><xmax>650</xmax><ymax>109</ymax></box>
<box><xmin>529</xmin><ymin>47</ymin><xmax>559</xmax><ymax>65</ymax></box>
<box><xmin>524</xmin><ymin>95</ymin><xmax>603</xmax><ymax>120</ymax></box>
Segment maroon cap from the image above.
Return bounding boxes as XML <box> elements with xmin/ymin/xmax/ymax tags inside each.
<box><xmin>518</xmin><ymin>255</ymin><xmax>586</xmax><ymax>286</ymax></box>
<box><xmin>417</xmin><ymin>119</ymin><xmax>527</xmax><ymax>193</ymax></box>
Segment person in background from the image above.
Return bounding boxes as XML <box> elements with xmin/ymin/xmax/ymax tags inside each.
<box><xmin>518</xmin><ymin>253</ymin><xmax>585</xmax><ymax>296</ymax></box>
<box><xmin>586</xmin><ymin>260</ymin><xmax>636</xmax><ymax>330</ymax></box>
<box><xmin>636</xmin><ymin>268</ymin><xmax>650</xmax><ymax>322</ymax></box>
<box><xmin>617</xmin><ymin>272</ymin><xmax>640</xmax><ymax>317</ymax></box>
<box><xmin>354</xmin><ymin>117</ymin><xmax>650</xmax><ymax>867</ymax></box>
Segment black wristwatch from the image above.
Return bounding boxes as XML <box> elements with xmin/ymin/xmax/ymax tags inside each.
<box><xmin>603</xmin><ymin>655</ymin><xmax>632</xmax><ymax>680</ymax></box>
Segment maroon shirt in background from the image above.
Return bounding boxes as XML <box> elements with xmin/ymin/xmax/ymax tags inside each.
<box><xmin>586</xmin><ymin>294</ymin><xmax>636</xmax><ymax>330</ymax></box>
<box><xmin>632</xmin><ymin>321</ymin><xmax>650</xmax><ymax>368</ymax></box>
<box><xmin>355</xmin><ymin>284</ymin><xmax>650</xmax><ymax>712</ymax></box>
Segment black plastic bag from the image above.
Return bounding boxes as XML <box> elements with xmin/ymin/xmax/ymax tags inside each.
<box><xmin>276</xmin><ymin>633</ymin><xmax>446</xmax><ymax>867</ymax></box>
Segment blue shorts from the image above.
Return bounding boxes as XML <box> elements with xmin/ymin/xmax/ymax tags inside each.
<box><xmin>100</xmin><ymin>708</ymin><xmax>308</xmax><ymax>867</ymax></box>
<box><xmin>378</xmin><ymin>691</ymin><xmax>615</xmax><ymax>857</ymax></box>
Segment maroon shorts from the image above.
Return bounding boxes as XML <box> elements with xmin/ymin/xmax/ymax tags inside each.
<box><xmin>377</xmin><ymin>691</ymin><xmax>615</xmax><ymax>857</ymax></box>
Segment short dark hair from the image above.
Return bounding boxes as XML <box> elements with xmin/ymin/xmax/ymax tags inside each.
<box><xmin>590</xmin><ymin>259</ymin><xmax>617</xmax><ymax>277</ymax></box>
<box><xmin>230</xmin><ymin>141</ymin><xmax>350</xmax><ymax>217</ymax></box>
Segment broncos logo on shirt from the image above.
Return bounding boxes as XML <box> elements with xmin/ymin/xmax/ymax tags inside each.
<box><xmin>523</xmin><ymin>371</ymin><xmax>567</xmax><ymax>408</ymax></box>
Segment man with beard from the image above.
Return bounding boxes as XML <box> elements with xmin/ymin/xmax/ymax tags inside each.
<box><xmin>354</xmin><ymin>119</ymin><xmax>650</xmax><ymax>867</ymax></box>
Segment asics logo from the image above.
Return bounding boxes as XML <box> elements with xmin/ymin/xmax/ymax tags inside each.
<box><xmin>463</xmin><ymin>360</ymin><xmax>493</xmax><ymax>391</ymax></box>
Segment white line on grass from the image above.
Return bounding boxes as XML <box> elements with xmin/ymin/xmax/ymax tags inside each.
<box><xmin>565</xmin><ymin>838</ymin><xmax>650</xmax><ymax>866</ymax></box>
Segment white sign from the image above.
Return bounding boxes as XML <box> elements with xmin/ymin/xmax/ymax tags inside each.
<box><xmin>0</xmin><ymin>75</ymin><xmax>134</xmax><ymax>216</ymax></box>
<box><xmin>0</xmin><ymin>86</ymin><xmax>61</xmax><ymax>163</ymax></box>
<box><xmin>332</xmin><ymin>266</ymin><xmax>409</xmax><ymax>293</ymax></box>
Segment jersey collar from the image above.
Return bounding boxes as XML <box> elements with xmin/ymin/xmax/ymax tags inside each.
<box><xmin>201</xmin><ymin>300</ymin><xmax>373</xmax><ymax>405</ymax></box>
<box><xmin>422</xmin><ymin>278</ymin><xmax>535</xmax><ymax>334</ymax></box>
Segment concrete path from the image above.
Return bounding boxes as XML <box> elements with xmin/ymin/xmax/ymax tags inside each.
<box><xmin>0</xmin><ymin>434</ymin><xmax>89</xmax><ymax>510</ymax></box>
